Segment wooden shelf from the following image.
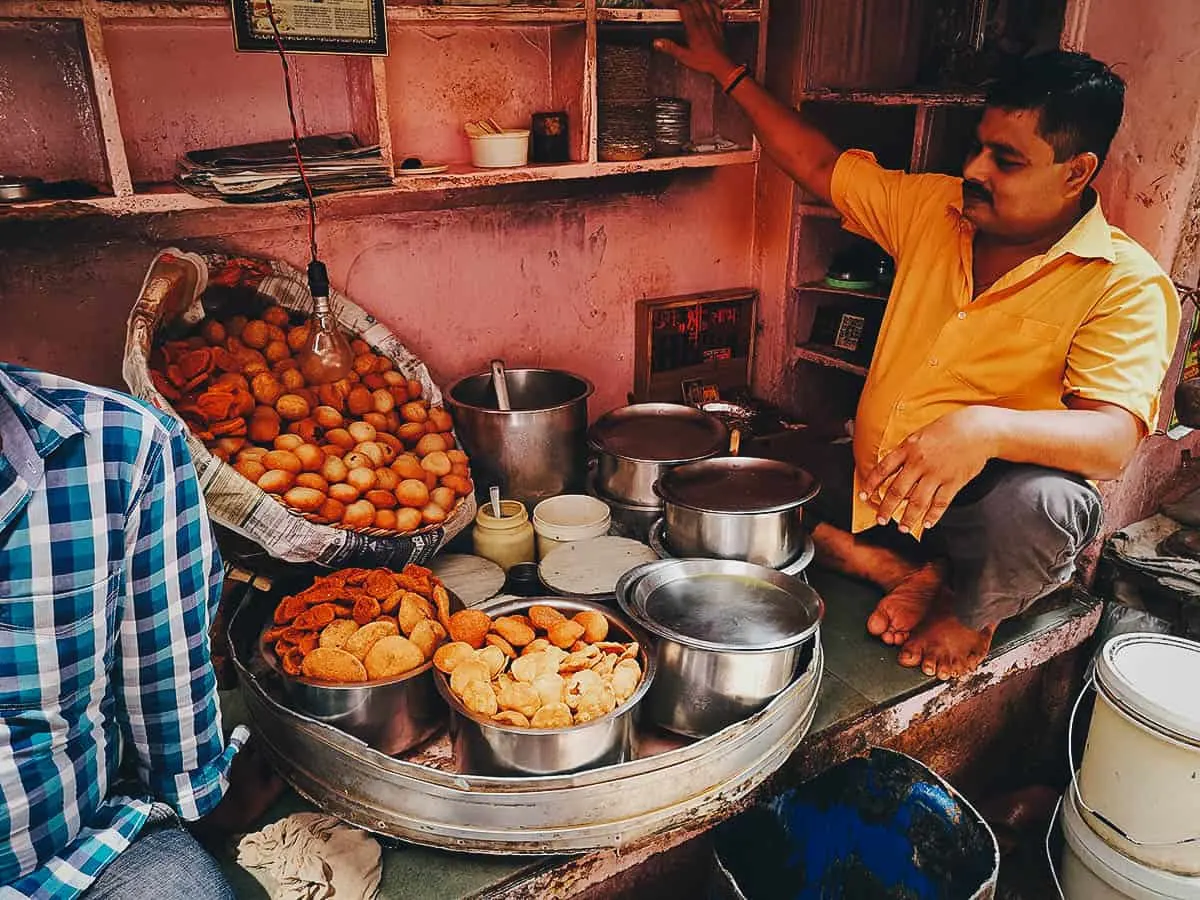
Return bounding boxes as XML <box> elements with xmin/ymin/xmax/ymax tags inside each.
<box><xmin>597</xmin><ymin>6</ymin><xmax>760</xmax><ymax>23</ymax></box>
<box><xmin>388</xmin><ymin>4</ymin><xmax>585</xmax><ymax>24</ymax></box>
<box><xmin>797</xmin><ymin>280</ymin><xmax>888</xmax><ymax>301</ymax></box>
<box><xmin>0</xmin><ymin>151</ymin><xmax>758</xmax><ymax>222</ymax></box>
<box><xmin>69</xmin><ymin>1</ymin><xmax>760</xmax><ymax>24</ymax></box>
<box><xmin>792</xmin><ymin>344</ymin><xmax>868</xmax><ymax>377</ymax></box>
<box><xmin>796</xmin><ymin>202</ymin><xmax>841</xmax><ymax>219</ymax></box>
<box><xmin>594</xmin><ymin>148</ymin><xmax>756</xmax><ymax>173</ymax></box>
<box><xmin>799</xmin><ymin>88</ymin><xmax>986</xmax><ymax>107</ymax></box>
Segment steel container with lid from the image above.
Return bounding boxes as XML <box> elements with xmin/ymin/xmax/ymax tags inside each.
<box><xmin>1075</xmin><ymin>633</ymin><xmax>1200</xmax><ymax>875</ymax></box>
<box><xmin>617</xmin><ymin>558</ymin><xmax>823</xmax><ymax>737</ymax></box>
<box><xmin>588</xmin><ymin>403</ymin><xmax>728</xmax><ymax>508</ymax></box>
<box><xmin>655</xmin><ymin>457</ymin><xmax>820</xmax><ymax>568</ymax></box>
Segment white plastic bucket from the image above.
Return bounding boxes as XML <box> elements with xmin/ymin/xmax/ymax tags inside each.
<box><xmin>468</xmin><ymin>131</ymin><xmax>530</xmax><ymax>168</ymax></box>
<box><xmin>532</xmin><ymin>494</ymin><xmax>611</xmax><ymax>559</ymax></box>
<box><xmin>1059</xmin><ymin>786</ymin><xmax>1200</xmax><ymax>899</ymax></box>
<box><xmin>1074</xmin><ymin>634</ymin><xmax>1200</xmax><ymax>875</ymax></box>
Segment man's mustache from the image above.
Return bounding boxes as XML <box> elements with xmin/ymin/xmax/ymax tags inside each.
<box><xmin>963</xmin><ymin>181</ymin><xmax>992</xmax><ymax>204</ymax></box>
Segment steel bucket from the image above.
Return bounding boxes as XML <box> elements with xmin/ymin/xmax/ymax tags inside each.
<box><xmin>447</xmin><ymin>368</ymin><xmax>593</xmax><ymax>511</ymax></box>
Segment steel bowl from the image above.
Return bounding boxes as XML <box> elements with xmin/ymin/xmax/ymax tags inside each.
<box><xmin>434</xmin><ymin>597</ymin><xmax>656</xmax><ymax>776</ymax></box>
<box><xmin>655</xmin><ymin>457</ymin><xmax>820</xmax><ymax>568</ymax></box>
<box><xmin>618</xmin><ymin>558</ymin><xmax>823</xmax><ymax>738</ymax></box>
<box><xmin>588</xmin><ymin>403</ymin><xmax>728</xmax><ymax>507</ymax></box>
<box><xmin>262</xmin><ymin>625</ymin><xmax>448</xmax><ymax>756</ymax></box>
<box><xmin>256</xmin><ymin>583</ymin><xmax>465</xmax><ymax>755</ymax></box>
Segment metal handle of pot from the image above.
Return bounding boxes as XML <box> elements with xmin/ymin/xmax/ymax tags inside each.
<box><xmin>490</xmin><ymin>359</ymin><xmax>511</xmax><ymax>411</ymax></box>
<box><xmin>1065</xmin><ymin>674</ymin><xmax>1200</xmax><ymax>848</ymax></box>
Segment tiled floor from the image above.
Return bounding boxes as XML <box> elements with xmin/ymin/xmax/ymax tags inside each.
<box><xmin>217</xmin><ymin>566</ymin><xmax>1093</xmax><ymax>899</ymax></box>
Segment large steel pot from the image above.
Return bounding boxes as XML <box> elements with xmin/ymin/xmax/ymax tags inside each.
<box><xmin>618</xmin><ymin>558</ymin><xmax>823</xmax><ymax>738</ymax></box>
<box><xmin>448</xmin><ymin>368</ymin><xmax>593</xmax><ymax>511</ymax></box>
<box><xmin>434</xmin><ymin>597</ymin><xmax>655</xmax><ymax>776</ymax></box>
<box><xmin>655</xmin><ymin>457</ymin><xmax>820</xmax><ymax>568</ymax></box>
<box><xmin>588</xmin><ymin>403</ymin><xmax>728</xmax><ymax>507</ymax></box>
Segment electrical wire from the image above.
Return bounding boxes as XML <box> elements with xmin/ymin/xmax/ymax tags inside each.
<box><xmin>264</xmin><ymin>0</ymin><xmax>319</xmax><ymax>264</ymax></box>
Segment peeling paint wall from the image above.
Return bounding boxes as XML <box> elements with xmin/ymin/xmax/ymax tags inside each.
<box><xmin>1083</xmin><ymin>0</ymin><xmax>1200</xmax><ymax>270</ymax></box>
<box><xmin>0</xmin><ymin>168</ymin><xmax>755</xmax><ymax>421</ymax></box>
<box><xmin>1079</xmin><ymin>0</ymin><xmax>1200</xmax><ymax>531</ymax></box>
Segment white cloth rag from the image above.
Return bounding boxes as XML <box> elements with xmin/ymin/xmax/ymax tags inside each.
<box><xmin>236</xmin><ymin>812</ymin><xmax>381</xmax><ymax>900</ymax></box>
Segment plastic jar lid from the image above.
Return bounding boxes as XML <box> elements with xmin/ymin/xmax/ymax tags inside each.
<box><xmin>1096</xmin><ymin>633</ymin><xmax>1200</xmax><ymax>746</ymax></box>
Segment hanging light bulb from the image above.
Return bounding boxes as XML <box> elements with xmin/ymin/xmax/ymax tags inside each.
<box><xmin>261</xmin><ymin>2</ymin><xmax>351</xmax><ymax>386</ymax></box>
<box><xmin>298</xmin><ymin>260</ymin><xmax>353</xmax><ymax>384</ymax></box>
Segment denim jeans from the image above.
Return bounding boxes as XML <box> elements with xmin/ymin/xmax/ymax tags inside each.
<box><xmin>81</xmin><ymin>821</ymin><xmax>234</xmax><ymax>900</ymax></box>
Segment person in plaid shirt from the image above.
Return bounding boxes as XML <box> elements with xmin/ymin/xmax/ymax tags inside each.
<box><xmin>0</xmin><ymin>363</ymin><xmax>279</xmax><ymax>899</ymax></box>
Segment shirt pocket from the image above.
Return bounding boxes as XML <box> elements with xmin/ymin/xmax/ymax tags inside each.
<box><xmin>944</xmin><ymin>312</ymin><xmax>1064</xmax><ymax>402</ymax></box>
<box><xmin>0</xmin><ymin>568</ymin><xmax>120</xmax><ymax>715</ymax></box>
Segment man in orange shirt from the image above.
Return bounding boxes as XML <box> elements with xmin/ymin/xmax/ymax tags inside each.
<box><xmin>658</xmin><ymin>1</ymin><xmax>1180</xmax><ymax>677</ymax></box>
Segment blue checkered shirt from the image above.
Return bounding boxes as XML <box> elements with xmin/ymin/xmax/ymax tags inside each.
<box><xmin>0</xmin><ymin>364</ymin><xmax>248</xmax><ymax>898</ymax></box>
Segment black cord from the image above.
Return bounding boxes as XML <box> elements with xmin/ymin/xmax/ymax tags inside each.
<box><xmin>264</xmin><ymin>0</ymin><xmax>319</xmax><ymax>265</ymax></box>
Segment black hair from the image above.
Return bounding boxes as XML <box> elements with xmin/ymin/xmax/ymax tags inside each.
<box><xmin>985</xmin><ymin>50</ymin><xmax>1126</xmax><ymax>169</ymax></box>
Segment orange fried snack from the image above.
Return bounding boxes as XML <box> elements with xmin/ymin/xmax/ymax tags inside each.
<box><xmin>301</xmin><ymin>647</ymin><xmax>368</xmax><ymax>683</ymax></box>
<box><xmin>269</xmin><ymin>564</ymin><xmax>452</xmax><ymax>683</ymax></box>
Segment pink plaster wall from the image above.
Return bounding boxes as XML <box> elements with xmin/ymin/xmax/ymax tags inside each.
<box><xmin>1082</xmin><ymin>0</ymin><xmax>1200</xmax><ymax>269</ymax></box>
<box><xmin>104</xmin><ymin>22</ymin><xmax>364</xmax><ymax>186</ymax></box>
<box><xmin>1078</xmin><ymin>0</ymin><xmax>1200</xmax><ymax>530</ymax></box>
<box><xmin>0</xmin><ymin>168</ymin><xmax>755</xmax><ymax>422</ymax></box>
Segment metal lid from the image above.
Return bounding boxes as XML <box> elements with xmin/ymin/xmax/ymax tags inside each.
<box><xmin>618</xmin><ymin>558</ymin><xmax>823</xmax><ymax>652</ymax></box>
<box><xmin>587</xmin><ymin>403</ymin><xmax>728</xmax><ymax>463</ymax></box>
<box><xmin>655</xmin><ymin>457</ymin><xmax>820</xmax><ymax>515</ymax></box>
<box><xmin>538</xmin><ymin>536</ymin><xmax>660</xmax><ymax>598</ymax></box>
<box><xmin>1096</xmin><ymin>633</ymin><xmax>1200</xmax><ymax>745</ymax></box>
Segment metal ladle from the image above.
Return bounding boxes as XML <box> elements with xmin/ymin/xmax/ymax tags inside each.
<box><xmin>490</xmin><ymin>358</ymin><xmax>512</xmax><ymax>411</ymax></box>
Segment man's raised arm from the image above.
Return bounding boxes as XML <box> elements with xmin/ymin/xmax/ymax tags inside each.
<box><xmin>653</xmin><ymin>0</ymin><xmax>841</xmax><ymax>203</ymax></box>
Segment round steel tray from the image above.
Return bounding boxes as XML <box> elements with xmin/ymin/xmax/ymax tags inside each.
<box><xmin>229</xmin><ymin>581</ymin><xmax>822</xmax><ymax>854</ymax></box>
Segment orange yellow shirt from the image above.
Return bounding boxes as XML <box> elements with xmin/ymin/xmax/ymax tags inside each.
<box><xmin>830</xmin><ymin>150</ymin><xmax>1181</xmax><ymax>535</ymax></box>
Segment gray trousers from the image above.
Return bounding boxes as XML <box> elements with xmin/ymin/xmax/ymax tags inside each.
<box><xmin>813</xmin><ymin>459</ymin><xmax>1104</xmax><ymax>628</ymax></box>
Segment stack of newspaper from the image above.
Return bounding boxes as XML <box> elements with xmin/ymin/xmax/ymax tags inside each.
<box><xmin>177</xmin><ymin>133</ymin><xmax>392</xmax><ymax>202</ymax></box>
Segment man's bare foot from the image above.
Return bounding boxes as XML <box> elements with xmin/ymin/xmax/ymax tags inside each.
<box><xmin>865</xmin><ymin>562</ymin><xmax>944</xmax><ymax>646</ymax></box>
<box><xmin>897</xmin><ymin>609</ymin><xmax>996</xmax><ymax>680</ymax></box>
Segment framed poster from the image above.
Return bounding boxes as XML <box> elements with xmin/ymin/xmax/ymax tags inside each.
<box><xmin>231</xmin><ymin>0</ymin><xmax>387</xmax><ymax>56</ymax></box>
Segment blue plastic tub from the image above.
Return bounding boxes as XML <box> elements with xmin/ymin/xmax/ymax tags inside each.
<box><xmin>713</xmin><ymin>749</ymin><xmax>999</xmax><ymax>899</ymax></box>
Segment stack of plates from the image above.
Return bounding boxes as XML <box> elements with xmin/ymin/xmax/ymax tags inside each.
<box><xmin>598</xmin><ymin>42</ymin><xmax>651</xmax><ymax>102</ymax></box>
<box><xmin>599</xmin><ymin>103</ymin><xmax>654</xmax><ymax>162</ymax></box>
<box><xmin>653</xmin><ymin>97</ymin><xmax>691</xmax><ymax>157</ymax></box>
<box><xmin>598</xmin><ymin>41</ymin><xmax>653</xmax><ymax>162</ymax></box>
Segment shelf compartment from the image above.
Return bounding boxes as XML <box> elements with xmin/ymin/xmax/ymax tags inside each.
<box><xmin>0</xmin><ymin>18</ymin><xmax>112</xmax><ymax>192</ymax></box>
<box><xmin>104</xmin><ymin>20</ymin><xmax>375</xmax><ymax>186</ymax></box>
<box><xmin>793</xmin><ymin>344</ymin><xmax>868</xmax><ymax>377</ymax></box>
<box><xmin>383</xmin><ymin>22</ymin><xmax>587</xmax><ymax>167</ymax></box>
<box><xmin>800</xmin><ymin>101</ymin><xmax>916</xmax><ymax>174</ymax></box>
<box><xmin>914</xmin><ymin>103</ymin><xmax>981</xmax><ymax>175</ymax></box>
<box><xmin>594</xmin><ymin>22</ymin><xmax>759</xmax><ymax>157</ymax></box>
